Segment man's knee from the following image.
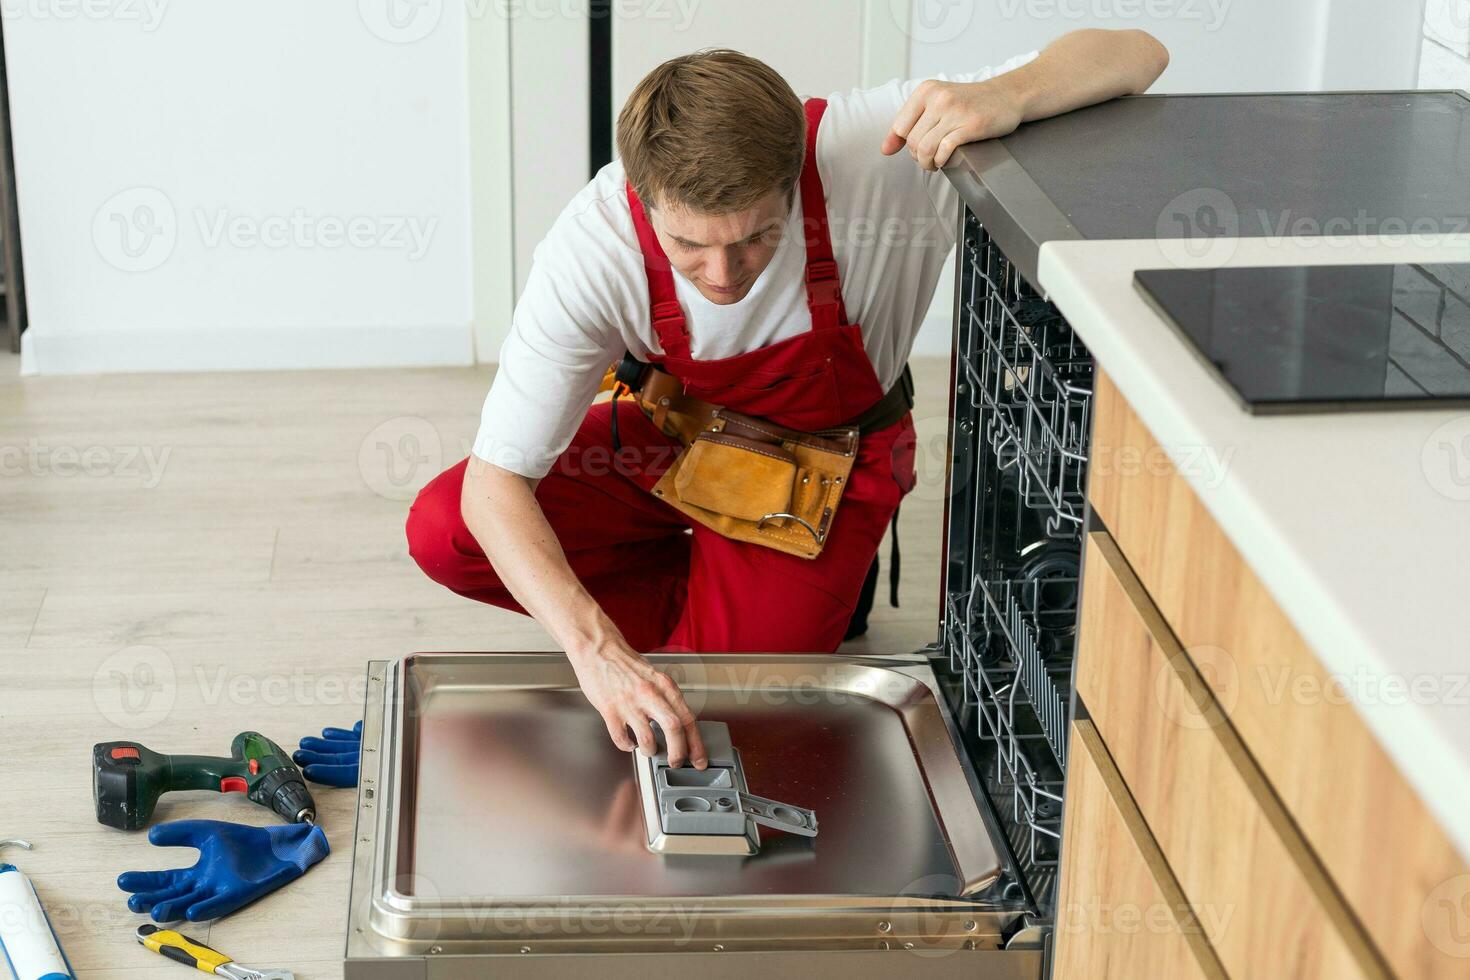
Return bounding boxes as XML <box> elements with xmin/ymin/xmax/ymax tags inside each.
<box><xmin>405</xmin><ymin>459</ymin><xmax>478</xmax><ymax>582</ymax></box>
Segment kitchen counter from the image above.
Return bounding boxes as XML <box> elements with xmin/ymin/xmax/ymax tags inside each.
<box><xmin>1039</xmin><ymin>232</ymin><xmax>1470</xmax><ymax>861</ymax></box>
<box><xmin>950</xmin><ymin>90</ymin><xmax>1470</xmax><ymax>287</ymax></box>
<box><xmin>946</xmin><ymin>90</ymin><xmax>1470</xmax><ymax>863</ymax></box>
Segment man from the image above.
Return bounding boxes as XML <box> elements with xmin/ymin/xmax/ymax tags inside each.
<box><xmin>407</xmin><ymin>29</ymin><xmax>1168</xmax><ymax>769</ymax></box>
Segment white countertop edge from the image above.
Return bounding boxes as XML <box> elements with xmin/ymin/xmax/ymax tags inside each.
<box><xmin>1037</xmin><ymin>233</ymin><xmax>1470</xmax><ymax>862</ymax></box>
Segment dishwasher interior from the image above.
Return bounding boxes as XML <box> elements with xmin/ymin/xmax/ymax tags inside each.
<box><xmin>926</xmin><ymin>207</ymin><xmax>1095</xmax><ymax>945</ymax></box>
<box><xmin>343</xmin><ymin>207</ymin><xmax>1093</xmax><ymax>979</ymax></box>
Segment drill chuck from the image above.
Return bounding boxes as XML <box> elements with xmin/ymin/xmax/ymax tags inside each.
<box><xmin>252</xmin><ymin>766</ymin><xmax>318</xmax><ymax>825</ymax></box>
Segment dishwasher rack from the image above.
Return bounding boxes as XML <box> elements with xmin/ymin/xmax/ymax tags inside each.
<box><xmin>931</xmin><ymin>210</ymin><xmax>1094</xmax><ymax>936</ymax></box>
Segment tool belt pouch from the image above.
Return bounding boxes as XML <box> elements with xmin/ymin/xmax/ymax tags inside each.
<box><xmin>651</xmin><ymin>409</ymin><xmax>858</xmax><ymax>560</ymax></box>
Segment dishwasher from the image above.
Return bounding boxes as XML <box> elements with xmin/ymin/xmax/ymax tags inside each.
<box><xmin>342</xmin><ymin>204</ymin><xmax>1096</xmax><ymax>979</ymax></box>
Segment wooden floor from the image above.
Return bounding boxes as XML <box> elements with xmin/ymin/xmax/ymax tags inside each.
<box><xmin>0</xmin><ymin>353</ymin><xmax>952</xmax><ymax>978</ymax></box>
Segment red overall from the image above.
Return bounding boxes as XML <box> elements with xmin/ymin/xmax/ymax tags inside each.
<box><xmin>406</xmin><ymin>98</ymin><xmax>916</xmax><ymax>652</ymax></box>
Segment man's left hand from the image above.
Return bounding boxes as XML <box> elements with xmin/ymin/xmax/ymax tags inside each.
<box><xmin>882</xmin><ymin>80</ymin><xmax>1024</xmax><ymax>171</ymax></box>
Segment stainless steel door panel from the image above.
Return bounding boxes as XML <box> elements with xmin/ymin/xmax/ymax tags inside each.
<box><xmin>346</xmin><ymin>653</ymin><xmax>1030</xmax><ymax>969</ymax></box>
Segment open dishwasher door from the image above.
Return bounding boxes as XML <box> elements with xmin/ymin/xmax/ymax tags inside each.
<box><xmin>344</xmin><ymin>653</ymin><xmax>1042</xmax><ymax>978</ymax></box>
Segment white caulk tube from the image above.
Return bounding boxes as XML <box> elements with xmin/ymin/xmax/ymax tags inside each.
<box><xmin>0</xmin><ymin>842</ymin><xmax>74</xmax><ymax>980</ymax></box>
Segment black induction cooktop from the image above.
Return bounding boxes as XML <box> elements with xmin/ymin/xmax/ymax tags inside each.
<box><xmin>1134</xmin><ymin>263</ymin><xmax>1470</xmax><ymax>414</ymax></box>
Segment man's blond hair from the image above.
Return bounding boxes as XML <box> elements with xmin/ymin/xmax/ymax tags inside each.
<box><xmin>616</xmin><ymin>49</ymin><xmax>805</xmax><ymax>215</ymax></box>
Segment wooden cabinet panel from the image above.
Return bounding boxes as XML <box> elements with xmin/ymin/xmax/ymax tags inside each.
<box><xmin>1053</xmin><ymin>720</ymin><xmax>1224</xmax><ymax>980</ymax></box>
<box><xmin>1077</xmin><ymin>531</ymin><xmax>1387</xmax><ymax>980</ymax></box>
<box><xmin>1088</xmin><ymin>369</ymin><xmax>1467</xmax><ymax>980</ymax></box>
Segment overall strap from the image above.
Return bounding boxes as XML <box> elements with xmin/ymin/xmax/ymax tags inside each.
<box><xmin>625</xmin><ymin>181</ymin><xmax>691</xmax><ymax>359</ymax></box>
<box><xmin>799</xmin><ymin>97</ymin><xmax>849</xmax><ymax>331</ymax></box>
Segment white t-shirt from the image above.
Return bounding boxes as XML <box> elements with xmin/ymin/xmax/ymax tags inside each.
<box><xmin>474</xmin><ymin>52</ymin><xmax>1038</xmax><ymax>478</ymax></box>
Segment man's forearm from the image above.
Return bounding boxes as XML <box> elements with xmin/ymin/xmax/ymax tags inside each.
<box><xmin>459</xmin><ymin>458</ymin><xmax>621</xmax><ymax>664</ymax></box>
<box><xmin>882</xmin><ymin>28</ymin><xmax>1168</xmax><ymax>170</ymax></box>
<box><xmin>459</xmin><ymin>456</ymin><xmax>709</xmax><ymax>767</ymax></box>
<box><xmin>1001</xmin><ymin>29</ymin><xmax>1169</xmax><ymax>123</ymax></box>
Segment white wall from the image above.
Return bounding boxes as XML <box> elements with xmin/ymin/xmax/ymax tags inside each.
<box><xmin>9</xmin><ymin>2</ymin><xmax>477</xmax><ymax>374</ymax></box>
<box><xmin>909</xmin><ymin>0</ymin><xmax>1431</xmax><ymax>357</ymax></box>
<box><xmin>509</xmin><ymin>8</ymin><xmax>588</xmax><ymax>300</ymax></box>
<box><xmin>906</xmin><ymin>0</ymin><xmax>1424</xmax><ymax>92</ymax></box>
<box><xmin>613</xmin><ymin>0</ymin><xmax>871</xmax><ymax>111</ymax></box>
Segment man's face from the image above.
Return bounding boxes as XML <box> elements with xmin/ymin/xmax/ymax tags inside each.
<box><xmin>648</xmin><ymin>189</ymin><xmax>790</xmax><ymax>305</ymax></box>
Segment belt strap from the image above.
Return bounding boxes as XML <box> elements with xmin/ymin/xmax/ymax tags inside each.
<box><xmin>621</xmin><ymin>355</ymin><xmax>914</xmax><ymax>438</ymax></box>
<box><xmin>848</xmin><ymin>364</ymin><xmax>914</xmax><ymax>434</ymax></box>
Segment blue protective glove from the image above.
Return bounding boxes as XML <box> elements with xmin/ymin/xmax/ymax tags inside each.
<box><xmin>293</xmin><ymin>720</ymin><xmax>362</xmax><ymax>787</ymax></box>
<box><xmin>117</xmin><ymin>819</ymin><xmax>329</xmax><ymax>922</ymax></box>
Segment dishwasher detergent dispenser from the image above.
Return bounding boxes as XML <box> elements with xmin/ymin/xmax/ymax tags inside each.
<box><xmin>636</xmin><ymin>720</ymin><xmax>818</xmax><ymax>854</ymax></box>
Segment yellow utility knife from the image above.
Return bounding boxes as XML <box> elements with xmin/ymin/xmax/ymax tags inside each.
<box><xmin>135</xmin><ymin>924</ymin><xmax>295</xmax><ymax>980</ymax></box>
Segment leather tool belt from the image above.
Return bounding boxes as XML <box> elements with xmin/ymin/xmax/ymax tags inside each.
<box><xmin>609</xmin><ymin>355</ymin><xmax>914</xmax><ymax>560</ymax></box>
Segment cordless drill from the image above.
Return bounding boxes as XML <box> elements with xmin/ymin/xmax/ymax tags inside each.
<box><xmin>92</xmin><ymin>731</ymin><xmax>316</xmax><ymax>830</ymax></box>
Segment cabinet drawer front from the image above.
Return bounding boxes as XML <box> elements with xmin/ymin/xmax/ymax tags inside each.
<box><xmin>1077</xmin><ymin>531</ymin><xmax>1386</xmax><ymax>980</ymax></box>
<box><xmin>1054</xmin><ymin>720</ymin><xmax>1224</xmax><ymax>980</ymax></box>
<box><xmin>1088</xmin><ymin>369</ymin><xmax>1467</xmax><ymax>980</ymax></box>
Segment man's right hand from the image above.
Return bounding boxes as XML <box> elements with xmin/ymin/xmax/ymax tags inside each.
<box><xmin>569</xmin><ymin>642</ymin><xmax>708</xmax><ymax>769</ymax></box>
